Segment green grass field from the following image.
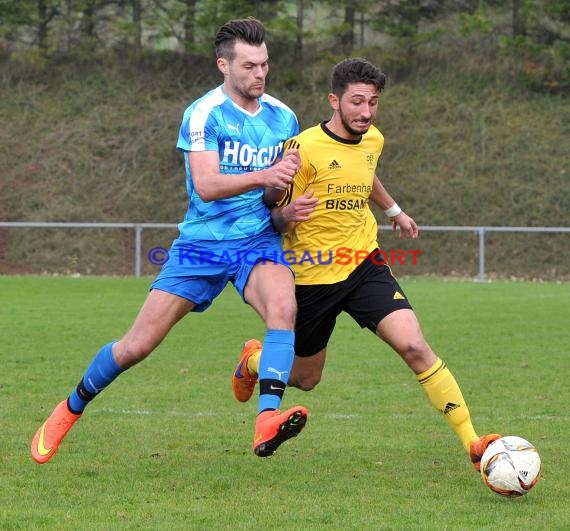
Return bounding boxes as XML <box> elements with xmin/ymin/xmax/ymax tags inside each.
<box><xmin>1</xmin><ymin>276</ymin><xmax>569</xmax><ymax>530</ymax></box>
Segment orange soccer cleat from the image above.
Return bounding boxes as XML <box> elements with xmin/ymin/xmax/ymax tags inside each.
<box><xmin>232</xmin><ymin>339</ymin><xmax>262</xmax><ymax>403</ymax></box>
<box><xmin>470</xmin><ymin>433</ymin><xmax>501</xmax><ymax>471</ymax></box>
<box><xmin>31</xmin><ymin>400</ymin><xmax>81</xmax><ymax>464</ymax></box>
<box><xmin>253</xmin><ymin>406</ymin><xmax>308</xmax><ymax>457</ymax></box>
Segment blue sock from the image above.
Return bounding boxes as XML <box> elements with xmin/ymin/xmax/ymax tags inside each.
<box><xmin>257</xmin><ymin>329</ymin><xmax>295</xmax><ymax>414</ymax></box>
<box><xmin>67</xmin><ymin>341</ymin><xmax>124</xmax><ymax>413</ymax></box>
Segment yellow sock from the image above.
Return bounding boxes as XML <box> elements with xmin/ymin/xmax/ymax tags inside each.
<box><xmin>417</xmin><ymin>358</ymin><xmax>478</xmax><ymax>452</ymax></box>
<box><xmin>246</xmin><ymin>348</ymin><xmax>261</xmax><ymax>378</ymax></box>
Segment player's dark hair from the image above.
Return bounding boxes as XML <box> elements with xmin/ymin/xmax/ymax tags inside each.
<box><xmin>214</xmin><ymin>17</ymin><xmax>266</xmax><ymax>60</ymax></box>
<box><xmin>331</xmin><ymin>58</ymin><xmax>386</xmax><ymax>97</ymax></box>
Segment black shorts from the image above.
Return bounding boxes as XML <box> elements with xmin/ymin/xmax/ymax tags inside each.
<box><xmin>294</xmin><ymin>251</ymin><xmax>413</xmax><ymax>357</ymax></box>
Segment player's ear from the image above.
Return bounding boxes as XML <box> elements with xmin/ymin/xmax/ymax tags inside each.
<box><xmin>217</xmin><ymin>58</ymin><xmax>229</xmax><ymax>75</ymax></box>
<box><xmin>328</xmin><ymin>92</ymin><xmax>339</xmax><ymax>111</ymax></box>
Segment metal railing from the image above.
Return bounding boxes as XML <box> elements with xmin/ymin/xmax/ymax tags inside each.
<box><xmin>1</xmin><ymin>221</ymin><xmax>569</xmax><ymax>280</ymax></box>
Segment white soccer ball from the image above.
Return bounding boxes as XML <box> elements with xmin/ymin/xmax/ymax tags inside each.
<box><xmin>480</xmin><ymin>435</ymin><xmax>541</xmax><ymax>497</ymax></box>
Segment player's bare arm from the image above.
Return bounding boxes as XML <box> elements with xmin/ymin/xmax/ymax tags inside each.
<box><xmin>190</xmin><ymin>148</ymin><xmax>300</xmax><ymax>202</ymax></box>
<box><xmin>371</xmin><ymin>175</ymin><xmax>419</xmax><ymax>239</ymax></box>
<box><xmin>264</xmin><ymin>186</ymin><xmax>286</xmax><ymax>207</ymax></box>
<box><xmin>270</xmin><ymin>190</ymin><xmax>318</xmax><ymax>234</ymax></box>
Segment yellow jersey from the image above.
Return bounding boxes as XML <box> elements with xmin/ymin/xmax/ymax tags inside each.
<box><xmin>278</xmin><ymin>121</ymin><xmax>383</xmax><ymax>285</ymax></box>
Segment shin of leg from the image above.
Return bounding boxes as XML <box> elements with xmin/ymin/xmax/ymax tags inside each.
<box><xmin>379</xmin><ymin>312</ymin><xmax>478</xmax><ymax>451</ymax></box>
<box><xmin>68</xmin><ymin>341</ymin><xmax>123</xmax><ymax>413</ymax></box>
<box><xmin>417</xmin><ymin>359</ymin><xmax>478</xmax><ymax>451</ymax></box>
<box><xmin>114</xmin><ymin>289</ymin><xmax>195</xmax><ymax>369</ymax></box>
<box><xmin>257</xmin><ymin>329</ymin><xmax>295</xmax><ymax>413</ymax></box>
<box><xmin>69</xmin><ymin>290</ymin><xmax>193</xmax><ymax>414</ymax></box>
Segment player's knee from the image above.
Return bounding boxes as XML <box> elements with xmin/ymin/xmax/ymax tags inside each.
<box><xmin>398</xmin><ymin>339</ymin><xmax>431</xmax><ymax>369</ymax></box>
<box><xmin>115</xmin><ymin>339</ymin><xmax>153</xmax><ymax>368</ymax></box>
<box><xmin>267</xmin><ymin>296</ymin><xmax>297</xmax><ymax>329</ymax></box>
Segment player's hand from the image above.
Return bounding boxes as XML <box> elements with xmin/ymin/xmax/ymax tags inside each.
<box><xmin>266</xmin><ymin>148</ymin><xmax>300</xmax><ymax>190</ymax></box>
<box><xmin>281</xmin><ymin>190</ymin><xmax>318</xmax><ymax>223</ymax></box>
<box><xmin>391</xmin><ymin>212</ymin><xmax>419</xmax><ymax>239</ymax></box>
<box><xmin>282</xmin><ymin>148</ymin><xmax>300</xmax><ymax>169</ymax></box>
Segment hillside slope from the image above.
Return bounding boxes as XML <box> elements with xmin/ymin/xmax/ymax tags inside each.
<box><xmin>1</xmin><ymin>58</ymin><xmax>568</xmax><ymax>278</ymax></box>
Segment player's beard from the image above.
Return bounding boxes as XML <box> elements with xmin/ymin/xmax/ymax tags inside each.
<box><xmin>338</xmin><ymin>107</ymin><xmax>371</xmax><ymax>137</ymax></box>
<box><xmin>234</xmin><ymin>81</ymin><xmax>265</xmax><ymax>102</ymax></box>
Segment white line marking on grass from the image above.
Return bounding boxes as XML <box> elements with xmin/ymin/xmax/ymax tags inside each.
<box><xmin>92</xmin><ymin>407</ymin><xmax>217</xmax><ymax>418</ymax></box>
<box><xmin>323</xmin><ymin>413</ymin><xmax>359</xmax><ymax>419</ymax></box>
<box><xmin>470</xmin><ymin>414</ymin><xmax>570</xmax><ymax>422</ymax></box>
<box><xmin>94</xmin><ymin>407</ymin><xmax>151</xmax><ymax>415</ymax></box>
<box><xmin>92</xmin><ymin>407</ymin><xmax>359</xmax><ymax>420</ymax></box>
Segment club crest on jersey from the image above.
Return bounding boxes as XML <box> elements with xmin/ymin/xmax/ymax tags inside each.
<box><xmin>221</xmin><ymin>141</ymin><xmax>283</xmax><ymax>167</ymax></box>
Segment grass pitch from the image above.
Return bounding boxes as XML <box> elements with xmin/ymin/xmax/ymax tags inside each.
<box><xmin>1</xmin><ymin>276</ymin><xmax>569</xmax><ymax>530</ymax></box>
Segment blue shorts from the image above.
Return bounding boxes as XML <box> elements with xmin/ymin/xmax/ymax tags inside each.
<box><xmin>150</xmin><ymin>229</ymin><xmax>290</xmax><ymax>312</ymax></box>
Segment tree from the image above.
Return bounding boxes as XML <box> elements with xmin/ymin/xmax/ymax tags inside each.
<box><xmin>0</xmin><ymin>0</ymin><xmax>60</xmax><ymax>53</ymax></box>
<box><xmin>512</xmin><ymin>0</ymin><xmax>526</xmax><ymax>36</ymax></box>
<box><xmin>131</xmin><ymin>0</ymin><xmax>142</xmax><ymax>57</ymax></box>
<box><xmin>372</xmin><ymin>0</ymin><xmax>446</xmax><ymax>38</ymax></box>
<box><xmin>295</xmin><ymin>0</ymin><xmax>305</xmax><ymax>63</ymax></box>
<box><xmin>181</xmin><ymin>0</ymin><xmax>198</xmax><ymax>53</ymax></box>
<box><xmin>340</xmin><ymin>1</ymin><xmax>356</xmax><ymax>54</ymax></box>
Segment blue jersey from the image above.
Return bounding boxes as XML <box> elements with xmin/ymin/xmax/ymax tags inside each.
<box><xmin>176</xmin><ymin>85</ymin><xmax>299</xmax><ymax>241</ymax></box>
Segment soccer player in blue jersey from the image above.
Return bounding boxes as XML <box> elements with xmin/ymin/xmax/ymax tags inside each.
<box><xmin>31</xmin><ymin>17</ymin><xmax>308</xmax><ymax>464</ymax></box>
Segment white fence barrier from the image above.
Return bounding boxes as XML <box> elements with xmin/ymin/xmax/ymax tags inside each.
<box><xmin>1</xmin><ymin>222</ymin><xmax>569</xmax><ymax>281</ymax></box>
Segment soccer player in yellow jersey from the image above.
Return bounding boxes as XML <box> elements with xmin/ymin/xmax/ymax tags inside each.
<box><xmin>232</xmin><ymin>57</ymin><xmax>500</xmax><ymax>470</ymax></box>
